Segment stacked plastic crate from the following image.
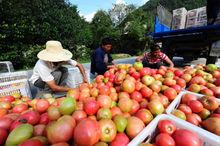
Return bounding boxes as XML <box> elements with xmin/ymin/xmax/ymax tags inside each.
<box><xmin>0</xmin><ymin>71</ymin><xmax>32</xmax><ymax>97</ymax></box>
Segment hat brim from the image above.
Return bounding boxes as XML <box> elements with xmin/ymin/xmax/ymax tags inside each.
<box><xmin>37</xmin><ymin>49</ymin><xmax>73</xmax><ymax>62</ymax></box>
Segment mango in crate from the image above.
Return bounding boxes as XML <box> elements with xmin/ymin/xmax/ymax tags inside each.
<box><xmin>11</xmin><ymin>92</ymin><xmax>21</xmax><ymax>99</ymax></box>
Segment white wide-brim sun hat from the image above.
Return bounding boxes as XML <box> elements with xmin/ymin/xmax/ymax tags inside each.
<box><xmin>37</xmin><ymin>40</ymin><xmax>73</xmax><ymax>62</ymax></box>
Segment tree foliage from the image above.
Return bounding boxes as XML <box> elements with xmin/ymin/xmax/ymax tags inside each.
<box><xmin>0</xmin><ymin>0</ymin><xmax>92</xmax><ymax>69</ymax></box>
<box><xmin>0</xmin><ymin>0</ymin><xmax>207</xmax><ymax>69</ymax></box>
<box><xmin>90</xmin><ymin>10</ymin><xmax>120</xmax><ymax>49</ymax></box>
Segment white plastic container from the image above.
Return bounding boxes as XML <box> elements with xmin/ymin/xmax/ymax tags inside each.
<box><xmin>0</xmin><ymin>71</ymin><xmax>32</xmax><ymax>97</ymax></box>
<box><xmin>128</xmin><ymin>114</ymin><xmax>220</xmax><ymax>146</ymax></box>
<box><xmin>66</xmin><ymin>67</ymin><xmax>90</xmax><ymax>88</ymax></box>
<box><xmin>166</xmin><ymin>90</ymin><xmax>220</xmax><ymax>114</ymax></box>
<box><xmin>165</xmin><ymin>91</ymin><xmax>188</xmax><ymax>114</ymax></box>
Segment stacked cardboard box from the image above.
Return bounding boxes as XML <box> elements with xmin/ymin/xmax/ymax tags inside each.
<box><xmin>172</xmin><ymin>7</ymin><xmax>187</xmax><ymax>30</ymax></box>
<box><xmin>186</xmin><ymin>6</ymin><xmax>207</xmax><ymax>28</ymax></box>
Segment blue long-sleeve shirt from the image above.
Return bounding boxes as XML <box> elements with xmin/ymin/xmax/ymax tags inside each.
<box><xmin>90</xmin><ymin>47</ymin><xmax>113</xmax><ymax>75</ymax></box>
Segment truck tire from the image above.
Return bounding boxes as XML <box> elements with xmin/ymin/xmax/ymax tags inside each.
<box><xmin>206</xmin><ymin>56</ymin><xmax>218</xmax><ymax>64</ymax></box>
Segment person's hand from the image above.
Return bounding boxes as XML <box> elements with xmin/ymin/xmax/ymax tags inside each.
<box><xmin>135</xmin><ymin>56</ymin><xmax>142</xmax><ymax>62</ymax></box>
<box><xmin>83</xmin><ymin>77</ymin><xmax>89</xmax><ymax>83</ymax></box>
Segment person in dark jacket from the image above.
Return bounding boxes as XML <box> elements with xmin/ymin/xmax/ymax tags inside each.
<box><xmin>207</xmin><ymin>0</ymin><xmax>220</xmax><ymax>25</ymax></box>
<box><xmin>90</xmin><ymin>37</ymin><xmax>115</xmax><ymax>76</ymax></box>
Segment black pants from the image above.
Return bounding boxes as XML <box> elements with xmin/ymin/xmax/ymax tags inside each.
<box><xmin>34</xmin><ymin>67</ymin><xmax>68</xmax><ymax>94</ymax></box>
<box><xmin>142</xmin><ymin>61</ymin><xmax>164</xmax><ymax>69</ymax></box>
<box><xmin>206</xmin><ymin>56</ymin><xmax>218</xmax><ymax>64</ymax></box>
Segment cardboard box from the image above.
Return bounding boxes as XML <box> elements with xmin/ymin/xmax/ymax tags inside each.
<box><xmin>172</xmin><ymin>7</ymin><xmax>187</xmax><ymax>30</ymax></box>
<box><xmin>186</xmin><ymin>6</ymin><xmax>207</xmax><ymax>28</ymax></box>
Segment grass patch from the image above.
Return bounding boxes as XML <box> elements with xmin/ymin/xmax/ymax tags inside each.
<box><xmin>78</xmin><ymin>58</ymin><xmax>90</xmax><ymax>63</ymax></box>
<box><xmin>112</xmin><ymin>54</ymin><xmax>131</xmax><ymax>59</ymax></box>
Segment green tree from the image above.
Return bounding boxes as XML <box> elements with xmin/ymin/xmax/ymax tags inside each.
<box><xmin>0</xmin><ymin>0</ymin><xmax>92</xmax><ymax>69</ymax></box>
<box><xmin>90</xmin><ymin>10</ymin><xmax>120</xmax><ymax>49</ymax></box>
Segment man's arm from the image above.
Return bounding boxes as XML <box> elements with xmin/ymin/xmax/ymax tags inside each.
<box><xmin>46</xmin><ymin>80</ymin><xmax>72</xmax><ymax>92</ymax></box>
<box><xmin>164</xmin><ymin>57</ymin><xmax>174</xmax><ymax>68</ymax></box>
<box><xmin>76</xmin><ymin>62</ymin><xmax>88</xmax><ymax>83</ymax></box>
<box><xmin>108</xmin><ymin>54</ymin><xmax>114</xmax><ymax>64</ymax></box>
<box><xmin>136</xmin><ymin>55</ymin><xmax>144</xmax><ymax>62</ymax></box>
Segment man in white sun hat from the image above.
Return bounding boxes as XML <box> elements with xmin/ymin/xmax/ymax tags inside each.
<box><xmin>29</xmin><ymin>40</ymin><xmax>88</xmax><ymax>97</ymax></box>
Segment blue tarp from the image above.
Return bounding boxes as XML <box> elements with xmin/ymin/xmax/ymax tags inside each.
<box><xmin>154</xmin><ymin>16</ymin><xmax>171</xmax><ymax>33</ymax></box>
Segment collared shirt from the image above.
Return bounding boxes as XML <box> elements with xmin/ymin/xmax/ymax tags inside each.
<box><xmin>29</xmin><ymin>59</ymin><xmax>77</xmax><ymax>84</ymax></box>
<box><xmin>143</xmin><ymin>51</ymin><xmax>168</xmax><ymax>64</ymax></box>
<box><xmin>90</xmin><ymin>47</ymin><xmax>113</xmax><ymax>75</ymax></box>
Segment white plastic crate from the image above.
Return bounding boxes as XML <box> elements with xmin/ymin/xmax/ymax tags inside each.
<box><xmin>0</xmin><ymin>71</ymin><xmax>32</xmax><ymax>97</ymax></box>
<box><xmin>0</xmin><ymin>61</ymin><xmax>14</xmax><ymax>73</ymax></box>
<box><xmin>128</xmin><ymin>114</ymin><xmax>220</xmax><ymax>146</ymax></box>
<box><xmin>0</xmin><ymin>71</ymin><xmax>28</xmax><ymax>83</ymax></box>
<box><xmin>165</xmin><ymin>91</ymin><xmax>188</xmax><ymax>114</ymax></box>
<box><xmin>66</xmin><ymin>67</ymin><xmax>90</xmax><ymax>88</ymax></box>
<box><xmin>166</xmin><ymin>90</ymin><xmax>220</xmax><ymax>114</ymax></box>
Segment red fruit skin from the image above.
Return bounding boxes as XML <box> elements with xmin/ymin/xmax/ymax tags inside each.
<box><xmin>172</xmin><ymin>129</ymin><xmax>202</xmax><ymax>146</ymax></box>
<box><xmin>72</xmin><ymin>110</ymin><xmax>87</xmax><ymax>124</ymax></box>
<box><xmin>10</xmin><ymin>118</ymin><xmax>28</xmax><ymax>132</ymax></box>
<box><xmin>20</xmin><ymin>111</ymin><xmax>40</xmax><ymax>125</ymax></box>
<box><xmin>12</xmin><ymin>104</ymin><xmax>28</xmax><ymax>113</ymax></box>
<box><xmin>18</xmin><ymin>139</ymin><xmax>43</xmax><ymax>146</ymax></box>
<box><xmin>0</xmin><ymin>128</ymin><xmax>8</xmax><ymax>145</ymax></box>
<box><xmin>171</xmin><ymin>84</ymin><xmax>182</xmax><ymax>93</ymax></box>
<box><xmin>155</xmin><ymin>133</ymin><xmax>175</xmax><ymax>146</ymax></box>
<box><xmin>0</xmin><ymin>117</ymin><xmax>13</xmax><ymax>130</ymax></box>
<box><xmin>110</xmin><ymin>133</ymin><xmax>130</xmax><ymax>146</ymax></box>
<box><xmin>51</xmin><ymin>142</ymin><xmax>69</xmax><ymax>146</ymax></box>
<box><xmin>132</xmin><ymin>72</ymin><xmax>141</xmax><ymax>80</ymax></box>
<box><xmin>181</xmin><ymin>94</ymin><xmax>197</xmax><ymax>104</ymax></box>
<box><xmin>74</xmin><ymin>118</ymin><xmax>101</xmax><ymax>146</ymax></box>
<box><xmin>39</xmin><ymin>113</ymin><xmax>50</xmax><ymax>125</ymax></box>
<box><xmin>178</xmin><ymin>104</ymin><xmax>192</xmax><ymax>115</ymax></box>
<box><xmin>83</xmin><ymin>99</ymin><xmax>100</xmax><ymax>115</ymax></box>
<box><xmin>214</xmin><ymin>79</ymin><xmax>220</xmax><ymax>86</ymax></box>
<box><xmin>36</xmin><ymin>99</ymin><xmax>50</xmax><ymax>113</ymax></box>
<box><xmin>211</xmin><ymin>113</ymin><xmax>220</xmax><ymax>118</ymax></box>
<box><xmin>174</xmin><ymin>70</ymin><xmax>184</xmax><ymax>77</ymax></box>
<box><xmin>3</xmin><ymin>113</ymin><xmax>20</xmax><ymax>121</ymax></box>
<box><xmin>1</xmin><ymin>95</ymin><xmax>15</xmax><ymax>102</ymax></box>
<box><xmin>176</xmin><ymin>78</ymin><xmax>186</xmax><ymax>88</ymax></box>
<box><xmin>163</xmin><ymin>88</ymin><xmax>177</xmax><ymax>101</ymax></box>
<box><xmin>33</xmin><ymin>124</ymin><xmax>46</xmax><ymax>136</ymax></box>
<box><xmin>158</xmin><ymin>120</ymin><xmax>176</xmax><ymax>135</ymax></box>
<box><xmin>47</xmin><ymin>116</ymin><xmax>76</xmax><ymax>144</ymax></box>
<box><xmin>186</xmin><ymin>114</ymin><xmax>200</xmax><ymax>126</ymax></box>
<box><xmin>130</xmin><ymin>91</ymin><xmax>143</xmax><ymax>103</ymax></box>
<box><xmin>140</xmin><ymin>87</ymin><xmax>153</xmax><ymax>99</ymax></box>
<box><xmin>188</xmin><ymin>100</ymin><xmax>204</xmax><ymax>113</ymax></box>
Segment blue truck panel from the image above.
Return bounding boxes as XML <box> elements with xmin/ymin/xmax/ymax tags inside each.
<box><xmin>152</xmin><ymin>24</ymin><xmax>220</xmax><ymax>39</ymax></box>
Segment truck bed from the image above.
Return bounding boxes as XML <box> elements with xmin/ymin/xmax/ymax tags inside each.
<box><xmin>148</xmin><ymin>24</ymin><xmax>220</xmax><ymax>61</ymax></box>
<box><xmin>151</xmin><ymin>24</ymin><xmax>220</xmax><ymax>40</ymax></box>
